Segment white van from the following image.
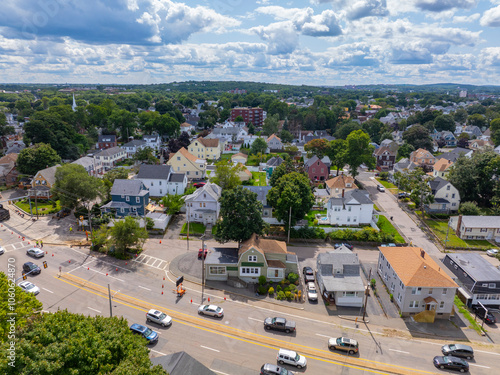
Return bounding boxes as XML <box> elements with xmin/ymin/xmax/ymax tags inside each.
<box><xmin>277</xmin><ymin>349</ymin><xmax>307</xmax><ymax>369</ymax></box>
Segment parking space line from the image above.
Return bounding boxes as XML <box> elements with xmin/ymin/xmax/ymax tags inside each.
<box><xmin>248</xmin><ymin>317</ymin><xmax>261</xmax><ymax>322</ymax></box>
<box><xmin>316</xmin><ymin>333</ymin><xmax>330</xmax><ymax>338</ymax></box>
<box><xmin>150</xmin><ymin>349</ymin><xmax>167</xmax><ymax>356</ymax></box>
<box><xmin>475</xmin><ymin>350</ymin><xmax>500</xmax><ymax>356</ymax></box>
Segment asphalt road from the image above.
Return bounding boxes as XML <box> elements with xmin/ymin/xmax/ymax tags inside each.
<box><xmin>2</xmin><ymin>233</ymin><xmax>499</xmax><ymax>375</ymax></box>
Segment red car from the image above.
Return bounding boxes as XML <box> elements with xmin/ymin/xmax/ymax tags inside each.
<box><xmin>194</xmin><ymin>182</ymin><xmax>206</xmax><ymax>188</ymax></box>
<box><xmin>198</xmin><ymin>248</ymin><xmax>208</xmax><ymax>259</ymax></box>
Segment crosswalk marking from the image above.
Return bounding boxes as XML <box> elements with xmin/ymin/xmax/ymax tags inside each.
<box><xmin>132</xmin><ymin>254</ymin><xmax>168</xmax><ymax>270</ymax></box>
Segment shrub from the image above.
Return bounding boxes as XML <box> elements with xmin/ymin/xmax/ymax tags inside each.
<box><xmin>268</xmin><ymin>287</ymin><xmax>275</xmax><ymax>295</ymax></box>
<box><xmin>258</xmin><ymin>275</ymin><xmax>267</xmax><ymax>286</ymax></box>
<box><xmin>370</xmin><ymin>278</ymin><xmax>376</xmax><ymax>288</ymax></box>
<box><xmin>379</xmin><ymin>172</ymin><xmax>389</xmax><ymax>181</ymax></box>
<box><xmin>287</xmin><ymin>272</ymin><xmax>299</xmax><ymax>284</ymax></box>
<box><xmin>276</xmin><ymin>291</ymin><xmax>286</xmax><ymax>300</ymax></box>
<box><xmin>276</xmin><ymin>285</ymin><xmax>282</xmax><ymax>293</ymax></box>
<box><xmin>288</xmin><ymin>284</ymin><xmax>296</xmax><ymax>293</ymax></box>
<box><xmin>257</xmin><ymin>285</ymin><xmax>268</xmax><ymax>295</ymax></box>
<box><xmin>285</xmin><ymin>291</ymin><xmax>292</xmax><ymax>300</ymax></box>
<box><xmin>283</xmin><ymin>286</ymin><xmax>290</xmax><ymax>293</ymax></box>
<box><xmin>297</xmin><ymin>290</ymin><xmax>302</xmax><ymax>300</ymax></box>
<box><xmin>390</xmin><ymin>293</ymin><xmax>394</xmax><ymax>302</ymax></box>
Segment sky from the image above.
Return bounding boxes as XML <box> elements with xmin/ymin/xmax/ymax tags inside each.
<box><xmin>0</xmin><ymin>0</ymin><xmax>499</xmax><ymax>86</ymax></box>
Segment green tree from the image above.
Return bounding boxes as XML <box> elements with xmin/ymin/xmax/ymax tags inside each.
<box><xmin>403</xmin><ymin>125</ymin><xmax>433</xmax><ymax>151</ymax></box>
<box><xmin>459</xmin><ymin>201</ymin><xmax>481</xmax><ymax>216</ymax></box>
<box><xmin>395</xmin><ymin>169</ymin><xmax>434</xmax><ymax>216</ymax></box>
<box><xmin>0</xmin><ymin>272</ymin><xmax>43</xmax><ymax>342</ymax></box>
<box><xmin>327</xmin><ymin>139</ymin><xmax>348</xmax><ymax>176</ymax></box>
<box><xmin>134</xmin><ymin>147</ymin><xmax>158</xmax><ymax>164</ymax></box>
<box><xmin>109</xmin><ymin>109</ymin><xmax>137</xmax><ymax>139</ymax></box>
<box><xmin>490</xmin><ymin>118</ymin><xmax>500</xmax><ymax>146</ymax></box>
<box><xmin>90</xmin><ymin>224</ymin><xmax>110</xmax><ymax>252</ymax></box>
<box><xmin>269</xmin><ymin>159</ymin><xmax>308</xmax><ymax>187</ymax></box>
<box><xmin>361</xmin><ymin>118</ymin><xmax>387</xmax><ymax>144</ymax></box>
<box><xmin>53</xmin><ymin>164</ymin><xmax>104</xmax><ymax>209</ymax></box>
<box><xmin>262</xmin><ymin>114</ymin><xmax>280</xmax><ymax>136</ymax></box>
<box><xmin>279</xmin><ymin>129</ymin><xmax>293</xmax><ymax>143</ymax></box>
<box><xmin>397</xmin><ymin>143</ymin><xmax>415</xmax><ymax>160</ymax></box>
<box><xmin>335</xmin><ymin>121</ymin><xmax>361</xmax><ymax>139</ymax></box>
<box><xmin>453</xmin><ymin>108</ymin><xmax>468</xmax><ymax>123</ymax></box>
<box><xmin>248</xmin><ymin>122</ymin><xmax>255</xmax><ymax>135</ymax></box>
<box><xmin>250</xmin><ymin>137</ymin><xmax>268</xmax><ymax>155</ymax></box>
<box><xmin>160</xmin><ymin>194</ymin><xmax>185</xmax><ymax>215</ymax></box>
<box><xmin>109</xmin><ymin>216</ymin><xmax>148</xmax><ymax>254</ymax></box>
<box><xmin>214</xmin><ymin>186</ymin><xmax>266</xmax><ymax>246</ymax></box>
<box><xmin>304</xmin><ymin>138</ymin><xmax>329</xmax><ymax>159</ymax></box>
<box><xmin>267</xmin><ymin>172</ymin><xmax>315</xmax><ymax>232</ymax></box>
<box><xmin>467</xmin><ymin>114</ymin><xmax>486</xmax><ymax>128</ymax></box>
<box><xmin>0</xmin><ymin>113</ymin><xmax>14</xmax><ymax>136</ymax></box>
<box><xmin>17</xmin><ymin>143</ymin><xmax>62</xmax><ymax>175</ymax></box>
<box><xmin>0</xmin><ymin>310</ymin><xmax>166</xmax><ymax>375</ymax></box>
<box><xmin>345</xmin><ymin>130</ymin><xmax>375</xmax><ymax>178</ymax></box>
<box><xmin>234</xmin><ymin>115</ymin><xmax>244</xmax><ymax>122</ymax></box>
<box><xmin>210</xmin><ymin>159</ymin><xmax>243</xmax><ymax>190</ymax></box>
<box><xmin>434</xmin><ymin>114</ymin><xmax>456</xmax><ymax>132</ymax></box>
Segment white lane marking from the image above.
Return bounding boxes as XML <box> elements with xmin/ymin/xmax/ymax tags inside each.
<box><xmin>469</xmin><ymin>364</ymin><xmax>490</xmax><ymax>369</ymax></box>
<box><xmin>316</xmin><ymin>333</ymin><xmax>331</xmax><ymax>338</ymax></box>
<box><xmin>475</xmin><ymin>350</ymin><xmax>500</xmax><ymax>356</ymax></box>
<box><xmin>88</xmin><ymin>307</ymin><xmax>101</xmax><ymax>313</ymax></box>
<box><xmin>211</xmin><ymin>370</ymin><xmax>231</xmax><ymax>375</ymax></box>
<box><xmin>139</xmin><ymin>286</ymin><xmax>151</xmax><ymax>291</ymax></box>
<box><xmin>150</xmin><ymin>349</ymin><xmax>167</xmax><ymax>356</ymax></box>
<box><xmin>201</xmin><ymin>345</ymin><xmax>220</xmax><ymax>352</ymax></box>
<box><xmin>42</xmin><ymin>288</ymin><xmax>53</xmax><ymax>293</ymax></box>
<box><xmin>389</xmin><ymin>349</ymin><xmax>410</xmax><ymax>354</ymax></box>
<box><xmin>81</xmin><ymin>267</ymin><xmax>125</xmax><ymax>282</ymax></box>
<box><xmin>248</xmin><ymin>317</ymin><xmax>261</xmax><ymax>322</ymax></box>
<box><xmin>150</xmin><ymin>259</ymin><xmax>159</xmax><ymax>267</ymax></box>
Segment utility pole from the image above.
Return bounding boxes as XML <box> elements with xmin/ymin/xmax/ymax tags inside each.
<box><xmin>363</xmin><ymin>268</ymin><xmax>372</xmax><ymax>321</ymax></box>
<box><xmin>201</xmin><ymin>235</ymin><xmax>206</xmax><ymax>303</ymax></box>
<box><xmin>287</xmin><ymin>206</ymin><xmax>292</xmax><ymax>243</ymax></box>
<box><xmin>35</xmin><ymin>190</ymin><xmax>38</xmax><ymax>219</ymax></box>
<box><xmin>187</xmin><ymin>205</ymin><xmax>190</xmax><ymax>251</ymax></box>
<box><xmin>445</xmin><ymin>217</ymin><xmax>450</xmax><ymax>247</ymax></box>
<box><xmin>108</xmin><ymin>284</ymin><xmax>113</xmax><ymax>317</ymax></box>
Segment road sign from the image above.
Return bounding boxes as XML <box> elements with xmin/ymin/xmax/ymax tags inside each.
<box><xmin>176</xmin><ymin>276</ymin><xmax>184</xmax><ymax>287</ymax></box>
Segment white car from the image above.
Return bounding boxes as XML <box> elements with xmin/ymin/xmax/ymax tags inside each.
<box><xmin>146</xmin><ymin>309</ymin><xmax>172</xmax><ymax>327</ymax></box>
<box><xmin>307</xmin><ymin>282</ymin><xmax>318</xmax><ymax>301</ymax></box>
<box><xmin>27</xmin><ymin>247</ymin><xmax>45</xmax><ymax>258</ymax></box>
<box><xmin>486</xmin><ymin>249</ymin><xmax>499</xmax><ymax>257</ymax></box>
<box><xmin>18</xmin><ymin>281</ymin><xmax>40</xmax><ymax>295</ymax></box>
<box><xmin>198</xmin><ymin>304</ymin><xmax>224</xmax><ymax>318</ymax></box>
<box><xmin>0</xmin><ymin>246</ymin><xmax>5</xmax><ymax>255</ymax></box>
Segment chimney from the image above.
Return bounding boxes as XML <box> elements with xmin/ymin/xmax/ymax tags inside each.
<box><xmin>420</xmin><ymin>249</ymin><xmax>425</xmax><ymax>259</ymax></box>
<box><xmin>342</xmin><ymin>189</ymin><xmax>345</xmax><ymax>198</ymax></box>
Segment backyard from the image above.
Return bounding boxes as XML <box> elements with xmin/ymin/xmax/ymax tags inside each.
<box><xmin>250</xmin><ymin>172</ymin><xmax>267</xmax><ymax>186</ymax></box>
<box><xmin>424</xmin><ymin>219</ymin><xmax>493</xmax><ymax>249</ymax></box>
<box><xmin>375</xmin><ymin>177</ymin><xmax>398</xmax><ymax>190</ymax></box>
<box><xmin>377</xmin><ymin>215</ymin><xmax>405</xmax><ymax>243</ymax></box>
<box><xmin>305</xmin><ymin>209</ymin><xmax>327</xmax><ymax>226</ymax></box>
<box><xmin>180</xmin><ymin>222</ymin><xmax>206</xmax><ymax>236</ymax></box>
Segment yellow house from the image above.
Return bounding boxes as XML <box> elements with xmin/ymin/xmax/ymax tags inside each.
<box><xmin>188</xmin><ymin>137</ymin><xmax>223</xmax><ymax>160</ymax></box>
<box><xmin>167</xmin><ymin>147</ymin><xmax>206</xmax><ymax>180</ymax></box>
<box><xmin>29</xmin><ymin>164</ymin><xmax>61</xmax><ymax>199</ymax></box>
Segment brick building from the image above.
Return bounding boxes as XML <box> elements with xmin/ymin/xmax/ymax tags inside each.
<box><xmin>230</xmin><ymin>107</ymin><xmax>264</xmax><ymax>127</ymax></box>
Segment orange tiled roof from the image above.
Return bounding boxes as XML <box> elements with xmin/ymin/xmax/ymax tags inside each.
<box><xmin>379</xmin><ymin>247</ymin><xmax>457</xmax><ymax>288</ymax></box>
<box><xmin>412</xmin><ymin>148</ymin><xmax>434</xmax><ymax>159</ymax></box>
<box><xmin>326</xmin><ymin>174</ymin><xmax>357</xmax><ymax>190</ymax></box>
<box><xmin>0</xmin><ymin>153</ymin><xmax>18</xmax><ymax>164</ymax></box>
<box><xmin>433</xmin><ymin>158</ymin><xmax>453</xmax><ymax>172</ymax></box>
<box><xmin>177</xmin><ymin>147</ymin><xmax>199</xmax><ymax>162</ymax></box>
<box><xmin>239</xmin><ymin>233</ymin><xmax>288</xmax><ymax>257</ymax></box>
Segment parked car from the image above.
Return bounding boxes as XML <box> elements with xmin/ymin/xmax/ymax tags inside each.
<box><xmin>441</xmin><ymin>344</ymin><xmax>474</xmax><ymax>360</ymax></box>
<box><xmin>194</xmin><ymin>182</ymin><xmax>206</xmax><ymax>188</ymax></box>
<box><xmin>146</xmin><ymin>309</ymin><xmax>172</xmax><ymax>327</ymax></box>
<box><xmin>22</xmin><ymin>262</ymin><xmax>41</xmax><ymax>275</ymax></box>
<box><xmin>0</xmin><ymin>245</ymin><xmax>5</xmax><ymax>255</ymax></box>
<box><xmin>398</xmin><ymin>192</ymin><xmax>411</xmax><ymax>199</ymax></box>
<box><xmin>328</xmin><ymin>337</ymin><xmax>359</xmax><ymax>354</ymax></box>
<box><xmin>260</xmin><ymin>363</ymin><xmax>294</xmax><ymax>375</ymax></box>
<box><xmin>129</xmin><ymin>323</ymin><xmax>159</xmax><ymax>344</ymax></box>
<box><xmin>334</xmin><ymin>242</ymin><xmax>353</xmax><ymax>250</ymax></box>
<box><xmin>53</xmin><ymin>207</ymin><xmax>71</xmax><ymax>219</ymax></box>
<box><xmin>277</xmin><ymin>349</ymin><xmax>307</xmax><ymax>369</ymax></box>
<box><xmin>198</xmin><ymin>304</ymin><xmax>224</xmax><ymax>318</ymax></box>
<box><xmin>306</xmin><ymin>282</ymin><xmax>318</xmax><ymax>301</ymax></box>
<box><xmin>302</xmin><ymin>266</ymin><xmax>315</xmax><ymax>283</ymax></box>
<box><xmin>377</xmin><ymin>185</ymin><xmax>385</xmax><ymax>192</ymax></box>
<box><xmin>264</xmin><ymin>317</ymin><xmax>296</xmax><ymax>333</ymax></box>
<box><xmin>486</xmin><ymin>249</ymin><xmax>499</xmax><ymax>257</ymax></box>
<box><xmin>26</xmin><ymin>247</ymin><xmax>45</xmax><ymax>258</ymax></box>
<box><xmin>198</xmin><ymin>248</ymin><xmax>208</xmax><ymax>259</ymax></box>
<box><xmin>471</xmin><ymin>305</ymin><xmax>496</xmax><ymax>324</ymax></box>
<box><xmin>433</xmin><ymin>356</ymin><xmax>469</xmax><ymax>372</ymax></box>
<box><xmin>18</xmin><ymin>281</ymin><xmax>40</xmax><ymax>295</ymax></box>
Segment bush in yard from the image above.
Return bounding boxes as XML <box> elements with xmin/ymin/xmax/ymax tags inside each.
<box><xmin>258</xmin><ymin>275</ymin><xmax>267</xmax><ymax>286</ymax></box>
<box><xmin>285</xmin><ymin>291</ymin><xmax>292</xmax><ymax>300</ymax></box>
<box><xmin>268</xmin><ymin>286</ymin><xmax>275</xmax><ymax>295</ymax></box>
<box><xmin>276</xmin><ymin>284</ymin><xmax>282</xmax><ymax>292</ymax></box>
<box><xmin>370</xmin><ymin>278</ymin><xmax>376</xmax><ymax>288</ymax></box>
<box><xmin>283</xmin><ymin>286</ymin><xmax>290</xmax><ymax>293</ymax></box>
<box><xmin>288</xmin><ymin>284</ymin><xmax>296</xmax><ymax>293</ymax></box>
<box><xmin>379</xmin><ymin>172</ymin><xmax>389</xmax><ymax>181</ymax></box>
<box><xmin>258</xmin><ymin>285</ymin><xmax>268</xmax><ymax>295</ymax></box>
<box><xmin>297</xmin><ymin>290</ymin><xmax>302</xmax><ymax>300</ymax></box>
<box><xmin>287</xmin><ymin>272</ymin><xmax>299</xmax><ymax>284</ymax></box>
<box><xmin>276</xmin><ymin>291</ymin><xmax>285</xmax><ymax>300</ymax></box>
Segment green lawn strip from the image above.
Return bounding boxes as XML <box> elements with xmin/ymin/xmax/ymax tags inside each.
<box><xmin>251</xmin><ymin>172</ymin><xmax>267</xmax><ymax>186</ymax></box>
<box><xmin>219</xmin><ymin>154</ymin><xmax>232</xmax><ymax>161</ymax></box>
<box><xmin>15</xmin><ymin>200</ymin><xmax>61</xmax><ymax>215</ymax></box>
<box><xmin>454</xmin><ymin>296</ymin><xmax>485</xmax><ymax>334</ymax></box>
<box><xmin>180</xmin><ymin>222</ymin><xmax>206</xmax><ymax>235</ymax></box>
<box><xmin>305</xmin><ymin>209</ymin><xmax>327</xmax><ymax>226</ymax></box>
<box><xmin>424</xmin><ymin>219</ymin><xmax>492</xmax><ymax>249</ymax></box>
<box><xmin>373</xmin><ymin>204</ymin><xmax>381</xmax><ymax>211</ymax></box>
<box><xmin>375</xmin><ymin>178</ymin><xmax>397</xmax><ymax>189</ymax></box>
<box><xmin>377</xmin><ymin>216</ymin><xmax>405</xmax><ymax>243</ymax></box>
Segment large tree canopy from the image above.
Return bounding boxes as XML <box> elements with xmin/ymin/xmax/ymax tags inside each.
<box><xmin>403</xmin><ymin>125</ymin><xmax>433</xmax><ymax>151</ymax></box>
<box><xmin>269</xmin><ymin>159</ymin><xmax>308</xmax><ymax>187</ymax></box>
<box><xmin>109</xmin><ymin>216</ymin><xmax>148</xmax><ymax>254</ymax></box>
<box><xmin>210</xmin><ymin>159</ymin><xmax>243</xmax><ymax>190</ymax></box>
<box><xmin>17</xmin><ymin>143</ymin><xmax>62</xmax><ymax>175</ymax></box>
<box><xmin>53</xmin><ymin>163</ymin><xmax>104</xmax><ymax>208</ymax></box>
<box><xmin>214</xmin><ymin>186</ymin><xmax>266</xmax><ymax>245</ymax></box>
<box><xmin>345</xmin><ymin>130</ymin><xmax>375</xmax><ymax>178</ymax></box>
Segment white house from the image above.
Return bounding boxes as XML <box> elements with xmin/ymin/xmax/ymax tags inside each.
<box><xmin>71</xmin><ymin>156</ymin><xmax>98</xmax><ymax>176</ymax></box>
<box><xmin>121</xmin><ymin>139</ymin><xmax>147</xmax><ymax>158</ymax></box>
<box><xmin>377</xmin><ymin>247</ymin><xmax>458</xmax><ymax>321</ymax></box>
<box><xmin>94</xmin><ymin>147</ymin><xmax>127</xmax><ymax>173</ymax></box>
<box><xmin>135</xmin><ymin>164</ymin><xmax>187</xmax><ymax>197</ymax></box>
<box><xmin>266</xmin><ymin>134</ymin><xmax>283</xmax><ymax>151</ymax></box>
<box><xmin>326</xmin><ymin>189</ymin><xmax>375</xmax><ymax>226</ymax></box>
<box><xmin>426</xmin><ymin>177</ymin><xmax>460</xmax><ymax>213</ymax></box>
<box><xmin>143</xmin><ymin>135</ymin><xmax>162</xmax><ymax>151</ymax></box>
<box><xmin>184</xmin><ymin>182</ymin><xmax>222</xmax><ymax>225</ymax></box>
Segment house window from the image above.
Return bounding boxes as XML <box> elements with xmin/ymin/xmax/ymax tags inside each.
<box><xmin>397</xmin><ymin>293</ymin><xmax>402</xmax><ymax>302</ymax></box>
<box><xmin>136</xmin><ymin>197</ymin><xmax>140</xmax><ymax>203</ymax></box>
<box><xmin>160</xmin><ymin>189</ymin><xmax>162</xmax><ymax>194</ymax></box>
<box><xmin>409</xmin><ymin>301</ymin><xmax>419</xmax><ymax>308</ymax></box>
<box><xmin>151</xmin><ymin>182</ymin><xmax>154</xmax><ymax>186</ymax></box>
<box><xmin>159</xmin><ymin>181</ymin><xmax>162</xmax><ymax>186</ymax></box>
<box><xmin>348</xmin><ymin>206</ymin><xmax>351</xmax><ymax>212</ymax></box>
<box><xmin>209</xmin><ymin>266</ymin><xmax>226</xmax><ymax>275</ymax></box>
<box><xmin>203</xmin><ymin>203</ymin><xmax>206</xmax><ymax>207</ymax></box>
<box><xmin>429</xmin><ymin>288</ymin><xmax>433</xmax><ymax>294</ymax></box>
<box><xmin>120</xmin><ymin>208</ymin><xmax>124</xmax><ymax>213</ymax></box>
<box><xmin>240</xmin><ymin>267</ymin><xmax>260</xmax><ymax>275</ymax></box>
<box><xmin>447</xmin><ymin>185</ymin><xmax>450</xmax><ymax>190</ymax></box>
<box><xmin>200</xmin><ymin>203</ymin><xmax>202</xmax><ymax>207</ymax></box>
<box><xmin>480</xmin><ymin>228</ymin><xmax>487</xmax><ymax>232</ymax></box>
<box><xmin>411</xmin><ymin>287</ymin><xmax>421</xmax><ymax>295</ymax></box>
<box><xmin>452</xmin><ymin>193</ymin><xmax>455</xmax><ymax>198</ymax></box>
<box><xmin>177</xmin><ymin>157</ymin><xmax>181</xmax><ymax>161</ymax></box>
<box><xmin>442</xmin><ymin>289</ymin><xmax>447</xmax><ymax>295</ymax></box>
<box><xmin>439</xmin><ymin>301</ymin><xmax>445</xmax><ymax>309</ymax></box>
<box><xmin>343</xmin><ymin>291</ymin><xmax>356</xmax><ymax>297</ymax></box>
<box><xmin>248</xmin><ymin>255</ymin><xmax>257</xmax><ymax>262</ymax></box>
<box><xmin>121</xmin><ymin>194</ymin><xmax>125</xmax><ymax>199</ymax></box>
<box><xmin>465</xmin><ymin>228</ymin><xmax>472</xmax><ymax>232</ymax></box>
<box><xmin>489</xmin><ymin>283</ymin><xmax>496</xmax><ymax>288</ymax></box>
<box><xmin>126</xmin><ymin>196</ymin><xmax>130</xmax><ymax>201</ymax></box>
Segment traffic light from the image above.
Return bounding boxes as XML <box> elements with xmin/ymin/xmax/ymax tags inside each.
<box><xmin>43</xmin><ymin>261</ymin><xmax>48</xmax><ymax>269</ymax></box>
<box><xmin>176</xmin><ymin>276</ymin><xmax>184</xmax><ymax>287</ymax></box>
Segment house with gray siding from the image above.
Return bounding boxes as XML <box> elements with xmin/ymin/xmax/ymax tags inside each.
<box><xmin>135</xmin><ymin>164</ymin><xmax>187</xmax><ymax>197</ymax></box>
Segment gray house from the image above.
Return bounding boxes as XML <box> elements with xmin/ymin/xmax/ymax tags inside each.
<box><xmin>316</xmin><ymin>246</ymin><xmax>365</xmax><ymax>307</ymax></box>
<box><xmin>443</xmin><ymin>253</ymin><xmax>500</xmax><ymax>307</ymax></box>
<box><xmin>151</xmin><ymin>352</ymin><xmax>216</xmax><ymax>375</ymax></box>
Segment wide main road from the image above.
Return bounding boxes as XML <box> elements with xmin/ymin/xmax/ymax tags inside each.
<box><xmin>2</xmin><ymin>243</ymin><xmax>498</xmax><ymax>375</ymax></box>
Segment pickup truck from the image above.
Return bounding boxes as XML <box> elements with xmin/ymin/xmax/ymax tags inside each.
<box><xmin>264</xmin><ymin>317</ymin><xmax>296</xmax><ymax>333</ymax></box>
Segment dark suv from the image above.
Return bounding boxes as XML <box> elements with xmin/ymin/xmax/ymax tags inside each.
<box><xmin>471</xmin><ymin>305</ymin><xmax>496</xmax><ymax>324</ymax></box>
<box><xmin>23</xmin><ymin>262</ymin><xmax>41</xmax><ymax>275</ymax></box>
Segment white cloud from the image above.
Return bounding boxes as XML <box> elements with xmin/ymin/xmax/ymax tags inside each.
<box><xmin>413</xmin><ymin>0</ymin><xmax>478</xmax><ymax>12</ymax></box>
<box><xmin>250</xmin><ymin>22</ymin><xmax>299</xmax><ymax>54</ymax></box>
<box><xmin>480</xmin><ymin>47</ymin><xmax>500</xmax><ymax>66</ymax></box>
<box><xmin>347</xmin><ymin>0</ymin><xmax>389</xmax><ymax>20</ymax></box>
<box><xmin>480</xmin><ymin>5</ymin><xmax>500</xmax><ymax>26</ymax></box>
<box><xmin>453</xmin><ymin>13</ymin><xmax>481</xmax><ymax>23</ymax></box>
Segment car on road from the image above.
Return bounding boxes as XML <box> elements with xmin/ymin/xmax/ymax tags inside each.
<box><xmin>302</xmin><ymin>266</ymin><xmax>315</xmax><ymax>283</ymax></box>
<box><xmin>194</xmin><ymin>182</ymin><xmax>206</xmax><ymax>188</ymax></box>
<box><xmin>260</xmin><ymin>363</ymin><xmax>294</xmax><ymax>375</ymax></box>
<box><xmin>264</xmin><ymin>317</ymin><xmax>296</xmax><ymax>333</ymax></box>
<box><xmin>441</xmin><ymin>344</ymin><xmax>474</xmax><ymax>360</ymax></box>
<box><xmin>277</xmin><ymin>349</ymin><xmax>307</xmax><ymax>369</ymax></box>
<box><xmin>328</xmin><ymin>337</ymin><xmax>359</xmax><ymax>354</ymax></box>
<box><xmin>433</xmin><ymin>356</ymin><xmax>469</xmax><ymax>372</ymax></box>
<box><xmin>22</xmin><ymin>261</ymin><xmax>41</xmax><ymax>275</ymax></box>
<box><xmin>0</xmin><ymin>245</ymin><xmax>5</xmax><ymax>255</ymax></box>
<box><xmin>377</xmin><ymin>185</ymin><xmax>385</xmax><ymax>192</ymax></box>
<box><xmin>486</xmin><ymin>249</ymin><xmax>499</xmax><ymax>257</ymax></box>
<box><xmin>146</xmin><ymin>309</ymin><xmax>172</xmax><ymax>327</ymax></box>
<box><xmin>18</xmin><ymin>281</ymin><xmax>40</xmax><ymax>295</ymax></box>
<box><xmin>198</xmin><ymin>304</ymin><xmax>224</xmax><ymax>318</ymax></box>
<box><xmin>398</xmin><ymin>192</ymin><xmax>411</xmax><ymax>199</ymax></box>
<box><xmin>334</xmin><ymin>242</ymin><xmax>354</xmax><ymax>250</ymax></box>
<box><xmin>198</xmin><ymin>248</ymin><xmax>208</xmax><ymax>259</ymax></box>
<box><xmin>26</xmin><ymin>247</ymin><xmax>45</xmax><ymax>258</ymax></box>
<box><xmin>129</xmin><ymin>323</ymin><xmax>159</xmax><ymax>344</ymax></box>
<box><xmin>471</xmin><ymin>305</ymin><xmax>496</xmax><ymax>324</ymax></box>
<box><xmin>306</xmin><ymin>282</ymin><xmax>318</xmax><ymax>301</ymax></box>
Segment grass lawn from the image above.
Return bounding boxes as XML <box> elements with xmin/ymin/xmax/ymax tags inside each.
<box><xmin>15</xmin><ymin>199</ymin><xmax>61</xmax><ymax>215</ymax></box>
<box><xmin>424</xmin><ymin>219</ymin><xmax>493</xmax><ymax>249</ymax></box>
<box><xmin>377</xmin><ymin>216</ymin><xmax>405</xmax><ymax>243</ymax></box>
<box><xmin>305</xmin><ymin>209</ymin><xmax>327</xmax><ymax>226</ymax></box>
<box><xmin>251</xmin><ymin>172</ymin><xmax>267</xmax><ymax>186</ymax></box>
<box><xmin>180</xmin><ymin>222</ymin><xmax>206</xmax><ymax>235</ymax></box>
<box><xmin>373</xmin><ymin>204</ymin><xmax>381</xmax><ymax>211</ymax></box>
<box><xmin>219</xmin><ymin>154</ymin><xmax>232</xmax><ymax>161</ymax></box>
<box><xmin>455</xmin><ymin>296</ymin><xmax>484</xmax><ymax>334</ymax></box>
<box><xmin>375</xmin><ymin>178</ymin><xmax>397</xmax><ymax>189</ymax></box>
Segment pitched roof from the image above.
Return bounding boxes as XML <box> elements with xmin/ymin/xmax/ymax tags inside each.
<box><xmin>411</xmin><ymin>148</ymin><xmax>434</xmax><ymax>160</ymax></box>
<box><xmin>0</xmin><ymin>153</ymin><xmax>18</xmax><ymax>164</ymax></box>
<box><xmin>136</xmin><ymin>164</ymin><xmax>171</xmax><ymax>179</ymax></box>
<box><xmin>373</xmin><ymin>146</ymin><xmax>395</xmax><ymax>156</ymax></box>
<box><xmin>328</xmin><ymin>189</ymin><xmax>373</xmax><ymax>206</ymax></box>
<box><xmin>150</xmin><ymin>351</ymin><xmax>216</xmax><ymax>375</ymax></box>
<box><xmin>169</xmin><ymin>173</ymin><xmax>186</xmax><ymax>182</ymax></box>
<box><xmin>98</xmin><ymin>135</ymin><xmax>116</xmax><ymax>143</ymax></box>
<box><xmin>184</xmin><ymin>182</ymin><xmax>221</xmax><ymax>202</ymax></box>
<box><xmin>196</xmin><ymin>137</ymin><xmax>219</xmax><ymax>148</ymax></box>
<box><xmin>35</xmin><ymin>164</ymin><xmax>61</xmax><ymax>186</ymax></box>
<box><xmin>122</xmin><ymin>139</ymin><xmax>146</xmax><ymax>148</ymax></box>
<box><xmin>238</xmin><ymin>233</ymin><xmax>288</xmax><ymax>257</ymax></box>
<box><xmin>326</xmin><ymin>174</ymin><xmax>357</xmax><ymax>190</ymax></box>
<box><xmin>433</xmin><ymin>158</ymin><xmax>454</xmax><ymax>172</ymax></box>
<box><xmin>176</xmin><ymin>147</ymin><xmax>200</xmax><ymax>163</ymax></box>
<box><xmin>266</xmin><ymin>156</ymin><xmax>283</xmax><ymax>167</ymax></box>
<box><xmin>267</xmin><ymin>134</ymin><xmax>281</xmax><ymax>142</ymax></box>
<box><xmin>379</xmin><ymin>247</ymin><xmax>457</xmax><ymax>288</ymax></box>
<box><xmin>71</xmin><ymin>156</ymin><xmax>94</xmax><ymax>169</ymax></box>
<box><xmin>460</xmin><ymin>215</ymin><xmax>500</xmax><ymax>229</ymax></box>
<box><xmin>428</xmin><ymin>177</ymin><xmax>450</xmax><ymax>194</ymax></box>
<box><xmin>180</xmin><ymin>122</ymin><xmax>193</xmax><ymax>128</ymax></box>
<box><xmin>111</xmin><ymin>179</ymin><xmax>148</xmax><ymax>196</ymax></box>
<box><xmin>95</xmin><ymin>146</ymin><xmax>124</xmax><ymax>157</ymax></box>
<box><xmin>231</xmin><ymin>152</ymin><xmax>248</xmax><ymax>160</ymax></box>
<box><xmin>242</xmin><ymin>186</ymin><xmax>272</xmax><ymax>206</ymax></box>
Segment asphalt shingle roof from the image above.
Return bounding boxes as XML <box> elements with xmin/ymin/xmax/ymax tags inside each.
<box><xmin>111</xmin><ymin>179</ymin><xmax>148</xmax><ymax>196</ymax></box>
<box><xmin>136</xmin><ymin>164</ymin><xmax>171</xmax><ymax>179</ymax></box>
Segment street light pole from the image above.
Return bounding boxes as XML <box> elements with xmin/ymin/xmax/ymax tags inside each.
<box><xmin>108</xmin><ymin>284</ymin><xmax>113</xmax><ymax>317</ymax></box>
<box><xmin>201</xmin><ymin>235</ymin><xmax>206</xmax><ymax>303</ymax></box>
